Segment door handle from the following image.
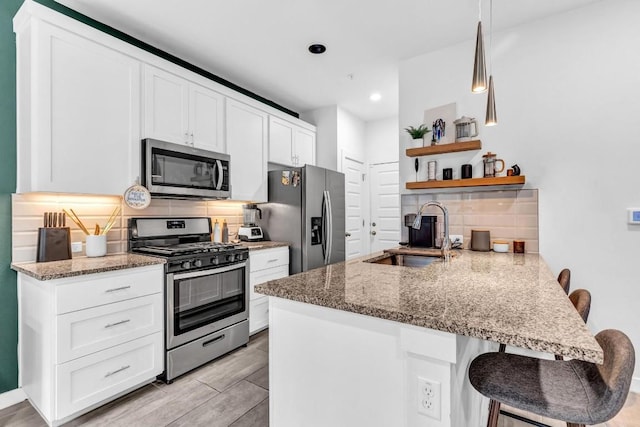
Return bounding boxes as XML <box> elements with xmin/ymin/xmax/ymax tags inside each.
<box><xmin>345</xmin><ymin>232</ymin><xmax>351</xmax><ymax>237</ymax></box>
<box><xmin>371</xmin><ymin>231</ymin><xmax>377</xmax><ymax>236</ymax></box>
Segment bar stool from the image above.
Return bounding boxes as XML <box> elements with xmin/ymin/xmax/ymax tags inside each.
<box><xmin>558</xmin><ymin>268</ymin><xmax>571</xmax><ymax>294</ymax></box>
<box><xmin>493</xmin><ymin>289</ymin><xmax>592</xmax><ymax>424</ymax></box>
<box><xmin>469</xmin><ymin>329</ymin><xmax>635</xmax><ymax>427</ymax></box>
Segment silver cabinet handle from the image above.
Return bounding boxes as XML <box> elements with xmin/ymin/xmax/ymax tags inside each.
<box><xmin>105</xmin><ymin>365</ymin><xmax>130</xmax><ymax>378</ymax></box>
<box><xmin>267</xmin><ymin>259</ymin><xmax>278</xmax><ymax>263</ymax></box>
<box><xmin>371</xmin><ymin>230</ymin><xmax>377</xmax><ymax>235</ymax></box>
<box><xmin>105</xmin><ymin>319</ymin><xmax>130</xmax><ymax>328</ymax></box>
<box><xmin>105</xmin><ymin>286</ymin><xmax>131</xmax><ymax>293</ymax></box>
<box><xmin>345</xmin><ymin>232</ymin><xmax>352</xmax><ymax>237</ymax></box>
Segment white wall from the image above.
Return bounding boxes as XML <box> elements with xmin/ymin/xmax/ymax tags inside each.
<box><xmin>399</xmin><ymin>0</ymin><xmax>640</xmax><ymax>387</ymax></box>
<box><xmin>336</xmin><ymin>107</ymin><xmax>366</xmax><ymax>164</ymax></box>
<box><xmin>366</xmin><ymin>116</ymin><xmax>399</xmax><ymax>165</ymax></box>
<box><xmin>301</xmin><ymin>106</ymin><xmax>338</xmax><ymax>170</ymax></box>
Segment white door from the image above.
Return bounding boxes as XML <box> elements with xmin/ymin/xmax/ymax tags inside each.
<box><xmin>370</xmin><ymin>162</ymin><xmax>401</xmax><ymax>253</ymax></box>
<box><xmin>342</xmin><ymin>156</ymin><xmax>365</xmax><ymax>260</ymax></box>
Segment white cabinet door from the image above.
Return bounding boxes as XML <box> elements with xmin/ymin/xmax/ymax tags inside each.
<box><xmin>268</xmin><ymin>116</ymin><xmax>294</xmax><ymax>166</ymax></box>
<box><xmin>144</xmin><ymin>65</ymin><xmax>225</xmax><ymax>152</ymax></box>
<box><xmin>268</xmin><ymin>116</ymin><xmax>316</xmax><ymax>167</ymax></box>
<box><xmin>294</xmin><ymin>127</ymin><xmax>316</xmax><ymax>166</ymax></box>
<box><xmin>143</xmin><ymin>66</ymin><xmax>189</xmax><ymax>146</ymax></box>
<box><xmin>190</xmin><ymin>84</ymin><xmax>225</xmax><ymax>152</ymax></box>
<box><xmin>25</xmin><ymin>23</ymin><xmax>140</xmax><ymax>195</ymax></box>
<box><xmin>226</xmin><ymin>99</ymin><xmax>268</xmax><ymax>202</ymax></box>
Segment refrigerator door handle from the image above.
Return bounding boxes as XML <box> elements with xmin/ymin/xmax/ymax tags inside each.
<box><xmin>325</xmin><ymin>190</ymin><xmax>333</xmax><ymax>264</ymax></box>
<box><xmin>321</xmin><ymin>191</ymin><xmax>327</xmax><ymax>262</ymax></box>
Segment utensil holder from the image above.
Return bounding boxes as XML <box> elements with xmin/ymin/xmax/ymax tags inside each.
<box><xmin>37</xmin><ymin>227</ymin><xmax>72</xmax><ymax>262</ymax></box>
<box><xmin>86</xmin><ymin>235</ymin><xmax>107</xmax><ymax>257</ymax></box>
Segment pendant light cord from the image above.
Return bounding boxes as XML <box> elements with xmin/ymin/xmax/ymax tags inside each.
<box><xmin>489</xmin><ymin>0</ymin><xmax>493</xmax><ymax>74</ymax></box>
<box><xmin>478</xmin><ymin>0</ymin><xmax>482</xmax><ymax>21</ymax></box>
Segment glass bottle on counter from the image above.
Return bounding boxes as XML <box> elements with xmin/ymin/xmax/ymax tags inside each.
<box><xmin>213</xmin><ymin>219</ymin><xmax>221</xmax><ymax>242</ymax></box>
<box><xmin>222</xmin><ymin>219</ymin><xmax>229</xmax><ymax>243</ymax></box>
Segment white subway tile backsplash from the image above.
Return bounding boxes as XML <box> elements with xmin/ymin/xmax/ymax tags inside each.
<box><xmin>12</xmin><ymin>193</ymin><xmax>244</xmax><ymax>263</ymax></box>
<box><xmin>401</xmin><ymin>189</ymin><xmax>539</xmax><ymax>253</ymax></box>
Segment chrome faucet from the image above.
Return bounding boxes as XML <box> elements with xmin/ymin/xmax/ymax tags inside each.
<box><xmin>412</xmin><ymin>201</ymin><xmax>451</xmax><ymax>261</ymax></box>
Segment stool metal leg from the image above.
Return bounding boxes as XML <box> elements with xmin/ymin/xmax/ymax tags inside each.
<box><xmin>487</xmin><ymin>399</ymin><xmax>500</xmax><ymax>427</ymax></box>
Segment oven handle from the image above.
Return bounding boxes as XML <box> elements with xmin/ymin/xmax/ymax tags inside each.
<box><xmin>171</xmin><ymin>260</ymin><xmax>247</xmax><ymax>281</ymax></box>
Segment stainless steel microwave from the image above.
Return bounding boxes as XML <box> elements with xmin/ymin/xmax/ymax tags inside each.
<box><xmin>141</xmin><ymin>139</ymin><xmax>230</xmax><ymax>199</ymax></box>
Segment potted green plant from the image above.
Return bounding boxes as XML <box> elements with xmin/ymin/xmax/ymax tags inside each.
<box><xmin>404</xmin><ymin>124</ymin><xmax>431</xmax><ymax>147</ymax></box>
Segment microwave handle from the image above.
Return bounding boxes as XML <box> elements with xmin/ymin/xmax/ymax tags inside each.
<box><xmin>215</xmin><ymin>160</ymin><xmax>223</xmax><ymax>190</ymax></box>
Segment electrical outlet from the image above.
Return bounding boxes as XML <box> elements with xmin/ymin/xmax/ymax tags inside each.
<box><xmin>71</xmin><ymin>241</ymin><xmax>83</xmax><ymax>253</ymax></box>
<box><xmin>417</xmin><ymin>377</ymin><xmax>441</xmax><ymax>420</ymax></box>
<box><xmin>449</xmin><ymin>234</ymin><xmax>463</xmax><ymax>247</ymax></box>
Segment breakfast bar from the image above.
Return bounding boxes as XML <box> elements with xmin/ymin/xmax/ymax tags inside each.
<box><xmin>256</xmin><ymin>250</ymin><xmax>603</xmax><ymax>427</ymax></box>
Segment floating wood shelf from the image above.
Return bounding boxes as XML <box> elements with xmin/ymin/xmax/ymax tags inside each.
<box><xmin>406</xmin><ymin>140</ymin><xmax>482</xmax><ymax>157</ymax></box>
<box><xmin>406</xmin><ymin>175</ymin><xmax>525</xmax><ymax>190</ymax></box>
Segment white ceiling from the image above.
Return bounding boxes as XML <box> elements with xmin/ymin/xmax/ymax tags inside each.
<box><xmin>55</xmin><ymin>0</ymin><xmax>600</xmax><ymax>122</ymax></box>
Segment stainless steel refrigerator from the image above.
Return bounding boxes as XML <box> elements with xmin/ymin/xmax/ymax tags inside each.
<box><xmin>258</xmin><ymin>165</ymin><xmax>345</xmax><ymax>274</ymax></box>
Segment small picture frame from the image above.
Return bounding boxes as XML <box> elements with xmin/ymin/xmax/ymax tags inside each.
<box><xmin>424</xmin><ymin>103</ymin><xmax>457</xmax><ymax>145</ymax></box>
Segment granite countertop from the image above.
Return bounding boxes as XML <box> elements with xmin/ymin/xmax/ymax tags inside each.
<box><xmin>255</xmin><ymin>249</ymin><xmax>604</xmax><ymax>364</ymax></box>
<box><xmin>11</xmin><ymin>254</ymin><xmax>166</xmax><ymax>281</ymax></box>
<box><xmin>240</xmin><ymin>241</ymin><xmax>290</xmax><ymax>251</ymax></box>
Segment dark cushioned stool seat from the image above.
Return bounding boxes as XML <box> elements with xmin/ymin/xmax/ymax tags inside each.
<box><xmin>469</xmin><ymin>329</ymin><xmax>635</xmax><ymax>426</ymax></box>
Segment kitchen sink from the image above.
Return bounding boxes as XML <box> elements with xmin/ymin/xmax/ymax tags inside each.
<box><xmin>364</xmin><ymin>253</ymin><xmax>441</xmax><ymax>268</ymax></box>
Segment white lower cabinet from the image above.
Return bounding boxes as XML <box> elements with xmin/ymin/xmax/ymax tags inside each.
<box><xmin>249</xmin><ymin>247</ymin><xmax>289</xmax><ymax>334</ymax></box>
<box><xmin>18</xmin><ymin>265</ymin><xmax>164</xmax><ymax>426</ymax></box>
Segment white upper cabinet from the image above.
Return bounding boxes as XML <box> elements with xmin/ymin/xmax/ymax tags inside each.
<box><xmin>144</xmin><ymin>65</ymin><xmax>225</xmax><ymax>153</ymax></box>
<box><xmin>268</xmin><ymin>116</ymin><xmax>316</xmax><ymax>167</ymax></box>
<box><xmin>15</xmin><ymin>20</ymin><xmax>141</xmax><ymax>195</ymax></box>
<box><xmin>226</xmin><ymin>99</ymin><xmax>268</xmax><ymax>202</ymax></box>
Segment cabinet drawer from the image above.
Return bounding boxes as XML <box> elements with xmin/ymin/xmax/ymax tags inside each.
<box><xmin>55</xmin><ymin>266</ymin><xmax>163</xmax><ymax>314</ymax></box>
<box><xmin>249</xmin><ymin>247</ymin><xmax>288</xmax><ymax>272</ymax></box>
<box><xmin>56</xmin><ymin>332</ymin><xmax>163</xmax><ymax>420</ymax></box>
<box><xmin>56</xmin><ymin>294</ymin><xmax>163</xmax><ymax>363</ymax></box>
<box><xmin>249</xmin><ymin>297</ymin><xmax>269</xmax><ymax>335</ymax></box>
<box><xmin>249</xmin><ymin>265</ymin><xmax>289</xmax><ymax>300</ymax></box>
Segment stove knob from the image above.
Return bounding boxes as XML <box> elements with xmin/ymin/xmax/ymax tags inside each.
<box><xmin>181</xmin><ymin>261</ymin><xmax>191</xmax><ymax>270</ymax></box>
<box><xmin>211</xmin><ymin>256</ymin><xmax>219</xmax><ymax>265</ymax></box>
<box><xmin>194</xmin><ymin>259</ymin><xmax>203</xmax><ymax>268</ymax></box>
<box><xmin>226</xmin><ymin>254</ymin><xmax>234</xmax><ymax>262</ymax></box>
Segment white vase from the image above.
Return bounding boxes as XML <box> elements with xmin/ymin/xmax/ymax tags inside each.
<box><xmin>411</xmin><ymin>138</ymin><xmax>423</xmax><ymax>148</ymax></box>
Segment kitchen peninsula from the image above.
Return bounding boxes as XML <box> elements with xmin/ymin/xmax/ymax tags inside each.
<box><xmin>255</xmin><ymin>250</ymin><xmax>603</xmax><ymax>427</ymax></box>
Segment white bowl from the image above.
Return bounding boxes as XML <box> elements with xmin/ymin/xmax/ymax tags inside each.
<box><xmin>493</xmin><ymin>243</ymin><xmax>509</xmax><ymax>253</ymax></box>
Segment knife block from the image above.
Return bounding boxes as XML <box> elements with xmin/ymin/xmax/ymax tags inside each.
<box><xmin>37</xmin><ymin>227</ymin><xmax>72</xmax><ymax>262</ymax></box>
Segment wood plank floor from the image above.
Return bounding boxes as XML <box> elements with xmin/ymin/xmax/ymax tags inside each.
<box><xmin>0</xmin><ymin>329</ymin><xmax>637</xmax><ymax>426</ymax></box>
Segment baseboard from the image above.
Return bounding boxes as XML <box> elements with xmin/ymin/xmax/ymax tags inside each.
<box><xmin>0</xmin><ymin>388</ymin><xmax>26</xmax><ymax>410</ymax></box>
<box><xmin>632</xmin><ymin>376</ymin><xmax>640</xmax><ymax>394</ymax></box>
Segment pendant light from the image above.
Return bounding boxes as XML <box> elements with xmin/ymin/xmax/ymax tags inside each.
<box><xmin>485</xmin><ymin>0</ymin><xmax>497</xmax><ymax>125</ymax></box>
<box><xmin>471</xmin><ymin>0</ymin><xmax>487</xmax><ymax>93</ymax></box>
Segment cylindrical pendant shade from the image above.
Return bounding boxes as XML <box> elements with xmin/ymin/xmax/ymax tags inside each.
<box><xmin>485</xmin><ymin>75</ymin><xmax>497</xmax><ymax>126</ymax></box>
<box><xmin>472</xmin><ymin>21</ymin><xmax>487</xmax><ymax>93</ymax></box>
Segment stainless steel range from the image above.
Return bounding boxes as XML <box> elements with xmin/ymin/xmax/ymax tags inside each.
<box><xmin>128</xmin><ymin>217</ymin><xmax>249</xmax><ymax>383</ymax></box>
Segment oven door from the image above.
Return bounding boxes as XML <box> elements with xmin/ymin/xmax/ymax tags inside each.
<box><xmin>166</xmin><ymin>261</ymin><xmax>248</xmax><ymax>349</ymax></box>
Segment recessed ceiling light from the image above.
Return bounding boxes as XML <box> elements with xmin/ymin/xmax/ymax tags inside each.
<box><xmin>369</xmin><ymin>92</ymin><xmax>382</xmax><ymax>102</ymax></box>
<box><xmin>308</xmin><ymin>44</ymin><xmax>326</xmax><ymax>54</ymax></box>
